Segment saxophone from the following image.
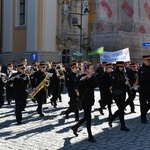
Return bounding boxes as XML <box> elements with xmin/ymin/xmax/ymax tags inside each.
<box><xmin>29</xmin><ymin>72</ymin><xmax>53</xmax><ymax>100</ymax></box>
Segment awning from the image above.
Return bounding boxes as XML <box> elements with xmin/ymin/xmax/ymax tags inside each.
<box><xmin>72</xmin><ymin>51</ymin><xmax>84</xmax><ymax>57</ymax></box>
<box><xmin>88</xmin><ymin>46</ymin><xmax>104</xmax><ymax>55</ymax></box>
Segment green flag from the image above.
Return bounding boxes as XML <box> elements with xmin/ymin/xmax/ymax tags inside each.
<box><xmin>88</xmin><ymin>46</ymin><xmax>104</xmax><ymax>55</ymax></box>
<box><xmin>72</xmin><ymin>51</ymin><xmax>84</xmax><ymax>57</ymax></box>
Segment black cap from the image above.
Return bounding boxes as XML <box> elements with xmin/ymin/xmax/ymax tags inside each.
<box><xmin>18</xmin><ymin>63</ymin><xmax>25</xmax><ymax>69</ymax></box>
<box><xmin>39</xmin><ymin>61</ymin><xmax>46</xmax><ymax>67</ymax></box>
<box><xmin>143</xmin><ymin>55</ymin><xmax>150</xmax><ymax>60</ymax></box>
<box><xmin>71</xmin><ymin>63</ymin><xmax>77</xmax><ymax>68</ymax></box>
<box><xmin>116</xmin><ymin>61</ymin><xmax>124</xmax><ymax>67</ymax></box>
<box><xmin>105</xmin><ymin>63</ymin><xmax>113</xmax><ymax>68</ymax></box>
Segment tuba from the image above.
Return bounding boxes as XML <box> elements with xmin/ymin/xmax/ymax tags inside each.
<box><xmin>29</xmin><ymin>72</ymin><xmax>53</xmax><ymax>100</ymax></box>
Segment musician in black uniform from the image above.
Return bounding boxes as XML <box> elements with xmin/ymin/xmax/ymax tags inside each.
<box><xmin>32</xmin><ymin>61</ymin><xmax>48</xmax><ymax>117</ymax></box>
<box><xmin>48</xmin><ymin>62</ymin><xmax>60</xmax><ymax>108</ymax></box>
<box><xmin>6</xmin><ymin>63</ymin><xmax>15</xmax><ymax>105</ymax></box>
<box><xmin>138</xmin><ymin>55</ymin><xmax>150</xmax><ymax>123</ymax></box>
<box><xmin>108</xmin><ymin>61</ymin><xmax>130</xmax><ymax>132</ymax></box>
<box><xmin>65</xmin><ymin>63</ymin><xmax>79</xmax><ymax>121</ymax></box>
<box><xmin>0</xmin><ymin>65</ymin><xmax>6</xmax><ymax>108</ymax></box>
<box><xmin>30</xmin><ymin>62</ymin><xmax>38</xmax><ymax>103</ymax></box>
<box><xmin>125</xmin><ymin>63</ymin><xmax>138</xmax><ymax>113</ymax></box>
<box><xmin>100</xmin><ymin>63</ymin><xmax>113</xmax><ymax>118</ymax></box>
<box><xmin>71</xmin><ymin>61</ymin><xmax>98</xmax><ymax>143</ymax></box>
<box><xmin>8</xmin><ymin>63</ymin><xmax>30</xmax><ymax>124</ymax></box>
<box><xmin>96</xmin><ymin>62</ymin><xmax>107</xmax><ymax>115</ymax></box>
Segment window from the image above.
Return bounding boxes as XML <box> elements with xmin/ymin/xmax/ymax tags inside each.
<box><xmin>19</xmin><ymin>0</ymin><xmax>26</xmax><ymax>25</ymax></box>
<box><xmin>15</xmin><ymin>0</ymin><xmax>26</xmax><ymax>27</ymax></box>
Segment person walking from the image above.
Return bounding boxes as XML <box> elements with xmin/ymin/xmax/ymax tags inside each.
<box><xmin>8</xmin><ymin>63</ymin><xmax>30</xmax><ymax>124</ymax></box>
<box><xmin>32</xmin><ymin>61</ymin><xmax>48</xmax><ymax>117</ymax></box>
<box><xmin>138</xmin><ymin>55</ymin><xmax>150</xmax><ymax>123</ymax></box>
<box><xmin>65</xmin><ymin>63</ymin><xmax>79</xmax><ymax>121</ymax></box>
<box><xmin>108</xmin><ymin>61</ymin><xmax>130</xmax><ymax>132</ymax></box>
<box><xmin>71</xmin><ymin>61</ymin><xmax>98</xmax><ymax>143</ymax></box>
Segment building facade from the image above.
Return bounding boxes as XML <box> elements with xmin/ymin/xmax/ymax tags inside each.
<box><xmin>1</xmin><ymin>0</ymin><xmax>59</xmax><ymax>64</ymax></box>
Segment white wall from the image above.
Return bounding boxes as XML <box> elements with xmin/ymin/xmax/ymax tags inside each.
<box><xmin>26</xmin><ymin>0</ymin><xmax>38</xmax><ymax>52</ymax></box>
<box><xmin>42</xmin><ymin>0</ymin><xmax>57</xmax><ymax>52</ymax></box>
<box><xmin>2</xmin><ymin>0</ymin><xmax>13</xmax><ymax>52</ymax></box>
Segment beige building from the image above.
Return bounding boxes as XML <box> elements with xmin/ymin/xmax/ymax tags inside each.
<box><xmin>1</xmin><ymin>0</ymin><xmax>149</xmax><ymax>65</ymax></box>
<box><xmin>1</xmin><ymin>0</ymin><xmax>60</xmax><ymax>64</ymax></box>
<box><xmin>0</xmin><ymin>0</ymin><xmax>91</xmax><ymax>65</ymax></box>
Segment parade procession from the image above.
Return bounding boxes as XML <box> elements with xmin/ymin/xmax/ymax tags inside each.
<box><xmin>0</xmin><ymin>55</ymin><xmax>150</xmax><ymax>146</ymax></box>
<box><xmin>0</xmin><ymin>0</ymin><xmax>150</xmax><ymax>149</ymax></box>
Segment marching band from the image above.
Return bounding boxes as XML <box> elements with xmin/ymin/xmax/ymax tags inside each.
<box><xmin>0</xmin><ymin>55</ymin><xmax>150</xmax><ymax>143</ymax></box>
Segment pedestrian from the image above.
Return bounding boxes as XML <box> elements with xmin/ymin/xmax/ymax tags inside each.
<box><xmin>108</xmin><ymin>61</ymin><xmax>130</xmax><ymax>132</ymax></box>
<box><xmin>138</xmin><ymin>55</ymin><xmax>150</xmax><ymax>123</ymax></box>
<box><xmin>71</xmin><ymin>61</ymin><xmax>98</xmax><ymax>143</ymax></box>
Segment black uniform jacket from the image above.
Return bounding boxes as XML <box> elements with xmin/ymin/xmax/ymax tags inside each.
<box><xmin>8</xmin><ymin>71</ymin><xmax>30</xmax><ymax>99</ymax></box>
<box><xmin>75</xmin><ymin>73</ymin><xmax>98</xmax><ymax>107</ymax></box>
<box><xmin>138</xmin><ymin>64</ymin><xmax>150</xmax><ymax>93</ymax></box>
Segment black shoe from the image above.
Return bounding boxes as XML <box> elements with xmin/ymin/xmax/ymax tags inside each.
<box><xmin>98</xmin><ymin>107</ymin><xmax>104</xmax><ymax>115</ymax></box>
<box><xmin>65</xmin><ymin>114</ymin><xmax>69</xmax><ymax>119</ymax></box>
<box><xmin>75</xmin><ymin>118</ymin><xmax>79</xmax><ymax>122</ymax></box>
<box><xmin>120</xmin><ymin>126</ymin><xmax>130</xmax><ymax>132</ymax></box>
<box><xmin>141</xmin><ymin>120</ymin><xmax>149</xmax><ymax>124</ymax></box>
<box><xmin>108</xmin><ymin>117</ymin><xmax>113</xmax><ymax>127</ymax></box>
<box><xmin>17</xmin><ymin>121</ymin><xmax>22</xmax><ymax>125</ymax></box>
<box><xmin>71</xmin><ymin>126</ymin><xmax>78</xmax><ymax>137</ymax></box>
<box><xmin>88</xmin><ymin>136</ymin><xmax>96</xmax><ymax>143</ymax></box>
<box><xmin>131</xmin><ymin>110</ymin><xmax>136</xmax><ymax>113</ymax></box>
<box><xmin>39</xmin><ymin>113</ymin><xmax>45</xmax><ymax>117</ymax></box>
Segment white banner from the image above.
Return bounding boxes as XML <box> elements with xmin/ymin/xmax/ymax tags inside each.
<box><xmin>100</xmin><ymin>48</ymin><xmax>130</xmax><ymax>63</ymax></box>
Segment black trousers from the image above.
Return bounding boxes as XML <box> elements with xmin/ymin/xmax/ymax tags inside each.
<box><xmin>51</xmin><ymin>86</ymin><xmax>60</xmax><ymax>107</ymax></box>
<box><xmin>65</xmin><ymin>97</ymin><xmax>79</xmax><ymax>120</ymax></box>
<box><xmin>139</xmin><ymin>92</ymin><xmax>150</xmax><ymax>122</ymax></box>
<box><xmin>15</xmin><ymin>97</ymin><xmax>26</xmax><ymax>123</ymax></box>
<box><xmin>112</xmin><ymin>93</ymin><xmax>126</xmax><ymax>127</ymax></box>
<box><xmin>74</xmin><ymin>105</ymin><xmax>93</xmax><ymax>137</ymax></box>
<box><xmin>125</xmin><ymin>90</ymin><xmax>136</xmax><ymax>111</ymax></box>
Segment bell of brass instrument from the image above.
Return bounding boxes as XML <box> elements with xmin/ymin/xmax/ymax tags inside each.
<box><xmin>29</xmin><ymin>72</ymin><xmax>53</xmax><ymax>100</ymax></box>
<box><xmin>0</xmin><ymin>73</ymin><xmax>7</xmax><ymax>83</ymax></box>
<box><xmin>130</xmin><ymin>74</ymin><xmax>139</xmax><ymax>90</ymax></box>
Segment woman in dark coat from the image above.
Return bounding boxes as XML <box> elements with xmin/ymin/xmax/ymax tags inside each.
<box><xmin>71</xmin><ymin>61</ymin><xmax>98</xmax><ymax>143</ymax></box>
<box><xmin>108</xmin><ymin>61</ymin><xmax>130</xmax><ymax>132</ymax></box>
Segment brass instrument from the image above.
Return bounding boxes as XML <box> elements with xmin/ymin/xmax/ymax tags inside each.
<box><xmin>0</xmin><ymin>73</ymin><xmax>7</xmax><ymax>83</ymax></box>
<box><xmin>29</xmin><ymin>72</ymin><xmax>53</xmax><ymax>100</ymax></box>
<box><xmin>130</xmin><ymin>74</ymin><xmax>139</xmax><ymax>90</ymax></box>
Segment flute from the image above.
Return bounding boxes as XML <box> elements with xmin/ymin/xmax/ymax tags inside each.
<box><xmin>80</xmin><ymin>72</ymin><xmax>94</xmax><ymax>81</ymax></box>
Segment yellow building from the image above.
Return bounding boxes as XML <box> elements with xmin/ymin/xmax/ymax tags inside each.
<box><xmin>0</xmin><ymin>0</ymin><xmax>91</xmax><ymax>65</ymax></box>
<box><xmin>1</xmin><ymin>0</ymin><xmax>60</xmax><ymax>64</ymax></box>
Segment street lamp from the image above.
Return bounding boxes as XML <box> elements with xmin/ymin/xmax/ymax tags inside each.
<box><xmin>72</xmin><ymin>0</ymin><xmax>90</xmax><ymax>53</ymax></box>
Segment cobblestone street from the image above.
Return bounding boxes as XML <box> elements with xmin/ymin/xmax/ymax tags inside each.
<box><xmin>0</xmin><ymin>88</ymin><xmax>150</xmax><ymax>150</ymax></box>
